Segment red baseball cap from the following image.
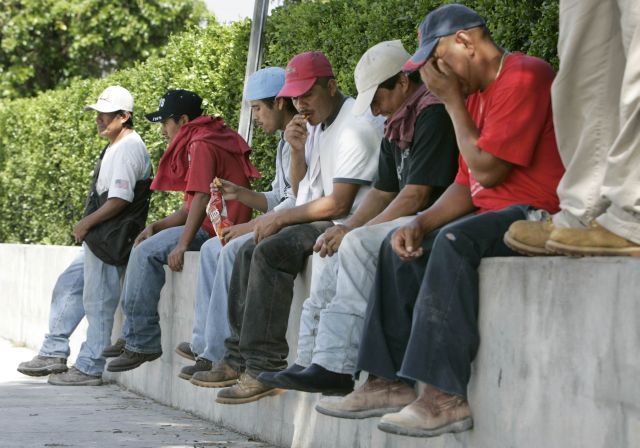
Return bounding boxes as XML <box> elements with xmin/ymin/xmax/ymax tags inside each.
<box><xmin>277</xmin><ymin>51</ymin><xmax>335</xmax><ymax>98</ymax></box>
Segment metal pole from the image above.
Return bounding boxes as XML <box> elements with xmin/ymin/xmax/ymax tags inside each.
<box><xmin>238</xmin><ymin>0</ymin><xmax>269</xmax><ymax>144</ymax></box>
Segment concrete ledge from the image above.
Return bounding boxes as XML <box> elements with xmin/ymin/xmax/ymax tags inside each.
<box><xmin>1</xmin><ymin>243</ymin><xmax>639</xmax><ymax>447</ymax></box>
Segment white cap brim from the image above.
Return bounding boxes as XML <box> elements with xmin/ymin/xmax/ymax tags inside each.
<box><xmin>352</xmin><ymin>86</ymin><xmax>377</xmax><ymax>116</ymax></box>
<box><xmin>84</xmin><ymin>101</ymin><xmax>127</xmax><ymax>113</ymax></box>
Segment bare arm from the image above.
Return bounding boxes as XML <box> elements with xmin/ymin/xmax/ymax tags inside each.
<box><xmin>421</xmin><ymin>58</ymin><xmax>511</xmax><ymax>187</ymax></box>
<box><xmin>391</xmin><ymin>183</ymin><xmax>476</xmax><ymax>260</ymax></box>
<box><xmin>284</xmin><ymin>115</ymin><xmax>309</xmax><ymax>196</ymax></box>
<box><xmin>73</xmin><ymin>197</ymin><xmax>129</xmax><ymax>243</ymax></box>
<box><xmin>367</xmin><ymin>184</ymin><xmax>433</xmax><ymax>226</ymax></box>
<box><xmin>167</xmin><ymin>192</ymin><xmax>209</xmax><ymax>272</ymax></box>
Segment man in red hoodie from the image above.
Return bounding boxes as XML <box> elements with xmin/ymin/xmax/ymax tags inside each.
<box><xmin>106</xmin><ymin>90</ymin><xmax>258</xmax><ymax>372</ymax></box>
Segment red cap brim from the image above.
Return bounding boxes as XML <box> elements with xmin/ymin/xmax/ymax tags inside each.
<box><xmin>277</xmin><ymin>77</ymin><xmax>317</xmax><ymax>98</ymax></box>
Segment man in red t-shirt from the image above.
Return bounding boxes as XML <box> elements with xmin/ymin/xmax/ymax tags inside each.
<box><xmin>318</xmin><ymin>5</ymin><xmax>564</xmax><ymax>438</ymax></box>
<box><xmin>106</xmin><ymin>90</ymin><xmax>257</xmax><ymax>372</ymax></box>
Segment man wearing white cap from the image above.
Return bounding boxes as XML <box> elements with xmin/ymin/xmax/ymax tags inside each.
<box><xmin>17</xmin><ymin>86</ymin><xmax>152</xmax><ymax>385</ymax></box>
<box><xmin>258</xmin><ymin>40</ymin><xmax>458</xmax><ymax>395</ymax></box>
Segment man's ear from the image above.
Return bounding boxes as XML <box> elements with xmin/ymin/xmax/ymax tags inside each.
<box><xmin>275</xmin><ymin>97</ymin><xmax>285</xmax><ymax>111</ymax></box>
<box><xmin>455</xmin><ymin>30</ymin><xmax>475</xmax><ymax>52</ymax></box>
<box><xmin>177</xmin><ymin>114</ymin><xmax>190</xmax><ymax>126</ymax></box>
<box><xmin>327</xmin><ymin>79</ymin><xmax>338</xmax><ymax>97</ymax></box>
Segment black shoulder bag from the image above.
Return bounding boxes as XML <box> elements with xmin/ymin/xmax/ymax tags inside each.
<box><xmin>82</xmin><ymin>145</ymin><xmax>153</xmax><ymax>266</ymax></box>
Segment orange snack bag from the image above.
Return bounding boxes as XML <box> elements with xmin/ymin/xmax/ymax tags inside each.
<box><xmin>207</xmin><ymin>178</ymin><xmax>234</xmax><ymax>243</ymax></box>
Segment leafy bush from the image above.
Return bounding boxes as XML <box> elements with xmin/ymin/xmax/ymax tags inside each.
<box><xmin>0</xmin><ymin>0</ymin><xmax>558</xmax><ymax>245</ymax></box>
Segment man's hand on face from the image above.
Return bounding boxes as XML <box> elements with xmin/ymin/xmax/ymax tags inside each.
<box><xmin>252</xmin><ymin>212</ymin><xmax>284</xmax><ymax>244</ymax></box>
<box><xmin>419</xmin><ymin>58</ymin><xmax>464</xmax><ymax>104</ymax></box>
<box><xmin>284</xmin><ymin>114</ymin><xmax>309</xmax><ymax>153</ymax></box>
<box><xmin>391</xmin><ymin>219</ymin><xmax>426</xmax><ymax>262</ymax></box>
<box><xmin>312</xmin><ymin>224</ymin><xmax>351</xmax><ymax>257</ymax></box>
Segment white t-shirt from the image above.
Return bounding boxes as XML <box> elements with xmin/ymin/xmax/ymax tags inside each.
<box><xmin>303</xmin><ymin>98</ymin><xmax>382</xmax><ymax>224</ymax></box>
<box><xmin>96</xmin><ymin>131</ymin><xmax>152</xmax><ymax>202</ymax></box>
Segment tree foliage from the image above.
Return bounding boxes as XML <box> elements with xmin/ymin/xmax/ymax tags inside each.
<box><xmin>0</xmin><ymin>0</ymin><xmax>559</xmax><ymax>245</ymax></box>
<box><xmin>0</xmin><ymin>0</ymin><xmax>207</xmax><ymax>99</ymax></box>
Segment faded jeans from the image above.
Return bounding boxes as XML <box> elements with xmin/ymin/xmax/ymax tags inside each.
<box><xmin>40</xmin><ymin>244</ymin><xmax>124</xmax><ymax>376</ymax></box>
<box><xmin>190</xmin><ymin>232</ymin><xmax>253</xmax><ymax>362</ymax></box>
<box><xmin>552</xmin><ymin>0</ymin><xmax>640</xmax><ymax>243</ymax></box>
<box><xmin>224</xmin><ymin>222</ymin><xmax>332</xmax><ymax>376</ymax></box>
<box><xmin>121</xmin><ymin>226</ymin><xmax>208</xmax><ymax>354</ymax></box>
<box><xmin>296</xmin><ymin>216</ymin><xmax>414</xmax><ymax>374</ymax></box>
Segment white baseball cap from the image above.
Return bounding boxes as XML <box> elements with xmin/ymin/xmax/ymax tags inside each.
<box><xmin>352</xmin><ymin>40</ymin><xmax>411</xmax><ymax>116</ymax></box>
<box><xmin>84</xmin><ymin>85</ymin><xmax>134</xmax><ymax>113</ymax></box>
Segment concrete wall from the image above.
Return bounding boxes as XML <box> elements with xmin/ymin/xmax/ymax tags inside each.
<box><xmin>1</xmin><ymin>243</ymin><xmax>639</xmax><ymax>448</ymax></box>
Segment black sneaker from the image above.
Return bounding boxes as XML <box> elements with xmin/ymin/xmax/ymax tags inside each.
<box><xmin>178</xmin><ymin>358</ymin><xmax>212</xmax><ymax>380</ymax></box>
<box><xmin>106</xmin><ymin>349</ymin><xmax>162</xmax><ymax>372</ymax></box>
<box><xmin>17</xmin><ymin>355</ymin><xmax>68</xmax><ymax>377</ymax></box>
<box><xmin>174</xmin><ymin>342</ymin><xmax>196</xmax><ymax>361</ymax></box>
<box><xmin>101</xmin><ymin>338</ymin><xmax>125</xmax><ymax>358</ymax></box>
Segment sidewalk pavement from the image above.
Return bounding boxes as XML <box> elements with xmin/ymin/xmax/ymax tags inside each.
<box><xmin>0</xmin><ymin>338</ymin><xmax>275</xmax><ymax>448</ymax></box>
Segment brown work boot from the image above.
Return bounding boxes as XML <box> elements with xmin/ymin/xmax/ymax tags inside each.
<box><xmin>546</xmin><ymin>222</ymin><xmax>640</xmax><ymax>256</ymax></box>
<box><xmin>215</xmin><ymin>372</ymin><xmax>283</xmax><ymax>405</ymax></box>
<box><xmin>315</xmin><ymin>376</ymin><xmax>416</xmax><ymax>419</ymax></box>
<box><xmin>378</xmin><ymin>385</ymin><xmax>472</xmax><ymax>438</ymax></box>
<box><xmin>504</xmin><ymin>219</ymin><xmax>555</xmax><ymax>256</ymax></box>
<box><xmin>175</xmin><ymin>342</ymin><xmax>196</xmax><ymax>361</ymax></box>
<box><xmin>189</xmin><ymin>360</ymin><xmax>240</xmax><ymax>388</ymax></box>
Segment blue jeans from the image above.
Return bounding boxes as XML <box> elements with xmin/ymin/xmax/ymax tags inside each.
<box><xmin>40</xmin><ymin>244</ymin><xmax>124</xmax><ymax>376</ymax></box>
<box><xmin>191</xmin><ymin>232</ymin><xmax>253</xmax><ymax>361</ymax></box>
<box><xmin>357</xmin><ymin>205</ymin><xmax>531</xmax><ymax>397</ymax></box>
<box><xmin>121</xmin><ymin>226</ymin><xmax>209</xmax><ymax>354</ymax></box>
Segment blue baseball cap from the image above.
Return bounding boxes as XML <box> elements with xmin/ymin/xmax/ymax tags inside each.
<box><xmin>403</xmin><ymin>4</ymin><xmax>486</xmax><ymax>71</ymax></box>
<box><xmin>244</xmin><ymin>67</ymin><xmax>286</xmax><ymax>101</ymax></box>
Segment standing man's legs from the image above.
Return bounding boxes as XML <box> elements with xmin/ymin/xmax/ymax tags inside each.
<box><xmin>17</xmin><ymin>249</ymin><xmax>85</xmax><ymax>376</ymax></box>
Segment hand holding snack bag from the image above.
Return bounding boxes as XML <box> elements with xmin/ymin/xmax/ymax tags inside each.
<box><xmin>207</xmin><ymin>177</ymin><xmax>234</xmax><ymax>244</ymax></box>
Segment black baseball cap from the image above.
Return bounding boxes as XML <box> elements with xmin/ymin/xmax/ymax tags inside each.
<box><xmin>403</xmin><ymin>4</ymin><xmax>486</xmax><ymax>71</ymax></box>
<box><xmin>144</xmin><ymin>89</ymin><xmax>203</xmax><ymax>122</ymax></box>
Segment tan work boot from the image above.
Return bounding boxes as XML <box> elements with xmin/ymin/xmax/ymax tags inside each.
<box><xmin>546</xmin><ymin>222</ymin><xmax>640</xmax><ymax>256</ymax></box>
<box><xmin>315</xmin><ymin>376</ymin><xmax>416</xmax><ymax>419</ymax></box>
<box><xmin>504</xmin><ymin>219</ymin><xmax>555</xmax><ymax>255</ymax></box>
<box><xmin>378</xmin><ymin>385</ymin><xmax>472</xmax><ymax>438</ymax></box>
<box><xmin>215</xmin><ymin>372</ymin><xmax>284</xmax><ymax>404</ymax></box>
<box><xmin>189</xmin><ymin>360</ymin><xmax>240</xmax><ymax>388</ymax></box>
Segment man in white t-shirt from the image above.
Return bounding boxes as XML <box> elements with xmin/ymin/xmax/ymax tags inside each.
<box><xmin>192</xmin><ymin>52</ymin><xmax>382</xmax><ymax>404</ymax></box>
<box><xmin>17</xmin><ymin>86</ymin><xmax>152</xmax><ymax>385</ymax></box>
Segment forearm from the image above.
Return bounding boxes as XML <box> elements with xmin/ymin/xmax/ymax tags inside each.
<box><xmin>344</xmin><ymin>189</ymin><xmax>395</xmax><ymax>228</ymax></box>
<box><xmin>289</xmin><ymin>150</ymin><xmax>307</xmax><ymax>196</ymax></box>
<box><xmin>175</xmin><ymin>192</ymin><xmax>209</xmax><ymax>248</ymax></box>
<box><xmin>152</xmin><ymin>207</ymin><xmax>189</xmax><ymax>233</ymax></box>
<box><xmin>83</xmin><ymin>198</ymin><xmax>129</xmax><ymax>229</ymax></box>
<box><xmin>277</xmin><ymin>195</ymin><xmax>349</xmax><ymax>226</ymax></box>
<box><xmin>414</xmin><ymin>183</ymin><xmax>476</xmax><ymax>233</ymax></box>
<box><xmin>367</xmin><ymin>186</ymin><xmax>431</xmax><ymax>226</ymax></box>
<box><xmin>235</xmin><ymin>187</ymin><xmax>268</xmax><ymax>213</ymax></box>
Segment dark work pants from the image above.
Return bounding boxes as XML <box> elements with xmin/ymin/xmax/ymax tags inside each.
<box><xmin>224</xmin><ymin>221</ymin><xmax>333</xmax><ymax>376</ymax></box>
<box><xmin>356</xmin><ymin>205</ymin><xmax>531</xmax><ymax>397</ymax></box>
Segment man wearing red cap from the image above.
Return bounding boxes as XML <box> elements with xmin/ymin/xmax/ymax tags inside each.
<box><xmin>198</xmin><ymin>52</ymin><xmax>382</xmax><ymax>404</ymax></box>
<box><xmin>320</xmin><ymin>4</ymin><xmax>564</xmax><ymax>438</ymax></box>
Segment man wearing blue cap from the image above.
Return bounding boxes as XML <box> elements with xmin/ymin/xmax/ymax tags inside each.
<box><xmin>321</xmin><ymin>4</ymin><xmax>564</xmax><ymax>437</ymax></box>
<box><xmin>175</xmin><ymin>67</ymin><xmax>300</xmax><ymax>381</ymax></box>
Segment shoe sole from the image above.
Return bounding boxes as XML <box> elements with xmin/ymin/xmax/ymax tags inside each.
<box><xmin>315</xmin><ymin>404</ymin><xmax>404</xmax><ymax>419</ymax></box>
<box><xmin>189</xmin><ymin>377</ymin><xmax>238</xmax><ymax>388</ymax></box>
<box><xmin>503</xmin><ymin>233</ymin><xmax>555</xmax><ymax>256</ymax></box>
<box><xmin>178</xmin><ymin>372</ymin><xmax>192</xmax><ymax>380</ymax></box>
<box><xmin>17</xmin><ymin>365</ymin><xmax>67</xmax><ymax>377</ymax></box>
<box><xmin>106</xmin><ymin>353</ymin><xmax>162</xmax><ymax>372</ymax></box>
<box><xmin>545</xmin><ymin>240</ymin><xmax>640</xmax><ymax>257</ymax></box>
<box><xmin>215</xmin><ymin>388</ymin><xmax>285</xmax><ymax>405</ymax></box>
<box><xmin>175</xmin><ymin>347</ymin><xmax>196</xmax><ymax>361</ymax></box>
<box><xmin>377</xmin><ymin>416</ymin><xmax>473</xmax><ymax>437</ymax></box>
<box><xmin>47</xmin><ymin>377</ymin><xmax>103</xmax><ymax>386</ymax></box>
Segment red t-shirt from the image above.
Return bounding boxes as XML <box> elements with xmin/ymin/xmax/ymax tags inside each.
<box><xmin>184</xmin><ymin>140</ymin><xmax>252</xmax><ymax>236</ymax></box>
<box><xmin>454</xmin><ymin>52</ymin><xmax>564</xmax><ymax>213</ymax></box>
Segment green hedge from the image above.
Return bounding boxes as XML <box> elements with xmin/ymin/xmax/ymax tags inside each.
<box><xmin>0</xmin><ymin>0</ymin><xmax>558</xmax><ymax>245</ymax></box>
